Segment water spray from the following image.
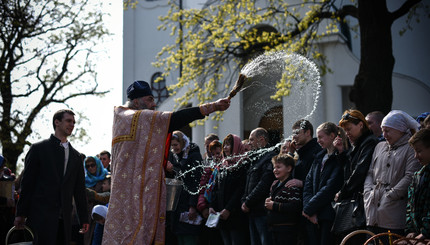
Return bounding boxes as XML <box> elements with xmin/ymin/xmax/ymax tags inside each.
<box><xmin>173</xmin><ymin>50</ymin><xmax>321</xmax><ymax>195</ymax></box>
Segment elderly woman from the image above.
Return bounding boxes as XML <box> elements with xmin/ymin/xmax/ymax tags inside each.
<box><xmin>333</xmin><ymin>109</ymin><xmax>379</xmax><ymax>243</ymax></box>
<box><xmin>364</xmin><ymin>110</ymin><xmax>421</xmax><ymax>237</ymax></box>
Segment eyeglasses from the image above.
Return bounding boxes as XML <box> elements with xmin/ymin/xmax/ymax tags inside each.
<box><xmin>341</xmin><ymin>113</ymin><xmax>360</xmax><ymax>121</ymax></box>
<box><xmin>85</xmin><ymin>163</ymin><xmax>96</xmax><ymax>169</ymax></box>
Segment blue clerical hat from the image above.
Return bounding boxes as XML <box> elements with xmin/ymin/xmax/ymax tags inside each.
<box><xmin>126</xmin><ymin>81</ymin><xmax>153</xmax><ymax>100</ymax></box>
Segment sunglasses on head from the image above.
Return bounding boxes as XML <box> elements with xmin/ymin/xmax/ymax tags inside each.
<box><xmin>86</xmin><ymin>163</ymin><xmax>97</xmax><ymax>169</ymax></box>
<box><xmin>292</xmin><ymin>129</ymin><xmax>302</xmax><ymax>135</ymax></box>
<box><xmin>341</xmin><ymin>113</ymin><xmax>359</xmax><ymax>121</ymax></box>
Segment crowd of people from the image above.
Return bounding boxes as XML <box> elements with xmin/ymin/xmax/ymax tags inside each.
<box><xmin>0</xmin><ymin>79</ymin><xmax>429</xmax><ymax>245</ymax></box>
<box><xmin>162</xmin><ymin>109</ymin><xmax>430</xmax><ymax>245</ymax></box>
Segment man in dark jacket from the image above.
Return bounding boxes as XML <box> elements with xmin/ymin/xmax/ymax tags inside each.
<box><xmin>287</xmin><ymin>119</ymin><xmax>322</xmax><ymax>188</ymax></box>
<box><xmin>14</xmin><ymin>109</ymin><xmax>89</xmax><ymax>245</ymax></box>
<box><xmin>287</xmin><ymin>119</ymin><xmax>321</xmax><ymax>245</ymax></box>
<box><xmin>241</xmin><ymin>127</ymin><xmax>276</xmax><ymax>245</ymax></box>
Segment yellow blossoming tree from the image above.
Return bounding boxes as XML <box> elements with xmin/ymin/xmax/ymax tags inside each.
<box><xmin>153</xmin><ymin>0</ymin><xmax>424</xmax><ymax>116</ymax></box>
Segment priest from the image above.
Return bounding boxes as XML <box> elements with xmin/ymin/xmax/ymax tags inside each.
<box><xmin>103</xmin><ymin>81</ymin><xmax>230</xmax><ymax>245</ymax></box>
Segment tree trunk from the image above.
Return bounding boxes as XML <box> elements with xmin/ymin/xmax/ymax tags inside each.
<box><xmin>2</xmin><ymin>145</ymin><xmax>22</xmax><ymax>174</ymax></box>
<box><xmin>350</xmin><ymin>0</ymin><xmax>394</xmax><ymax>115</ymax></box>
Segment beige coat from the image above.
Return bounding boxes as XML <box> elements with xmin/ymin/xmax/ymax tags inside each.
<box><xmin>364</xmin><ymin>134</ymin><xmax>420</xmax><ymax>229</ymax></box>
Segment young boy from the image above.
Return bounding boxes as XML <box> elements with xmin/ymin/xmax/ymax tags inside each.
<box><xmin>265</xmin><ymin>154</ymin><xmax>302</xmax><ymax>245</ymax></box>
<box><xmin>406</xmin><ymin>128</ymin><xmax>430</xmax><ymax>241</ymax></box>
<box><xmin>92</xmin><ymin>205</ymin><xmax>108</xmax><ymax>225</ymax></box>
<box><xmin>101</xmin><ymin>175</ymin><xmax>111</xmax><ymax>193</ymax></box>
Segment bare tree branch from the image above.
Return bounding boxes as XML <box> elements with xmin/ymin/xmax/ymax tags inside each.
<box><xmin>0</xmin><ymin>0</ymin><xmax>109</xmax><ymax>171</ymax></box>
<box><xmin>391</xmin><ymin>0</ymin><xmax>422</xmax><ymax>21</ymax></box>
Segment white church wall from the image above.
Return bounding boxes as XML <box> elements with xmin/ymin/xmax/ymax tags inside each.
<box><xmin>123</xmin><ymin>0</ymin><xmax>430</xmax><ymax>150</ymax></box>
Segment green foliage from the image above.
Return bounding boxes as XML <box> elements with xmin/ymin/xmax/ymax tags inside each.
<box><xmin>154</xmin><ymin>0</ymin><xmax>342</xmax><ymax>108</ymax></box>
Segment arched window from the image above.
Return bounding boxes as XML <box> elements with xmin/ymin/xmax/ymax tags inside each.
<box><xmin>151</xmin><ymin>72</ymin><xmax>169</xmax><ymax>105</ymax></box>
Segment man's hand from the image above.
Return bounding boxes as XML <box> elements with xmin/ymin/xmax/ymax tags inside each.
<box><xmin>241</xmin><ymin>203</ymin><xmax>250</xmax><ymax>213</ymax></box>
<box><xmin>302</xmin><ymin>211</ymin><xmax>318</xmax><ymax>225</ymax></box>
<box><xmin>308</xmin><ymin>214</ymin><xmax>318</xmax><ymax>225</ymax></box>
<box><xmin>14</xmin><ymin>216</ymin><xmax>26</xmax><ymax>229</ymax></box>
<box><xmin>285</xmin><ymin>178</ymin><xmax>303</xmax><ymax>188</ymax></box>
<box><xmin>200</xmin><ymin>98</ymin><xmax>231</xmax><ymax>115</ymax></box>
<box><xmin>79</xmin><ymin>223</ymin><xmax>89</xmax><ymax>234</ymax></box>
<box><xmin>289</xmin><ymin>141</ymin><xmax>297</xmax><ymax>154</ymax></box>
<box><xmin>214</xmin><ymin>98</ymin><xmax>231</xmax><ymax>111</ymax></box>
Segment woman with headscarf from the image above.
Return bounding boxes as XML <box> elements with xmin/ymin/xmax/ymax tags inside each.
<box><xmin>364</xmin><ymin>110</ymin><xmax>421</xmax><ymax>237</ymax></box>
<box><xmin>167</xmin><ymin>130</ymin><xmax>203</xmax><ymax>245</ymax></box>
<box><xmin>83</xmin><ymin>156</ymin><xmax>108</xmax><ymax>245</ymax></box>
<box><xmin>198</xmin><ymin>140</ymin><xmax>223</xmax><ymax>218</ymax></box>
<box><xmin>85</xmin><ymin>156</ymin><xmax>108</xmax><ymax>190</ymax></box>
<box><xmin>209</xmin><ymin>134</ymin><xmax>249</xmax><ymax>245</ymax></box>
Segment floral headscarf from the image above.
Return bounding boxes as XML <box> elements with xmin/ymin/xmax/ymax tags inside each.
<box><xmin>84</xmin><ymin>156</ymin><xmax>108</xmax><ymax>188</ymax></box>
